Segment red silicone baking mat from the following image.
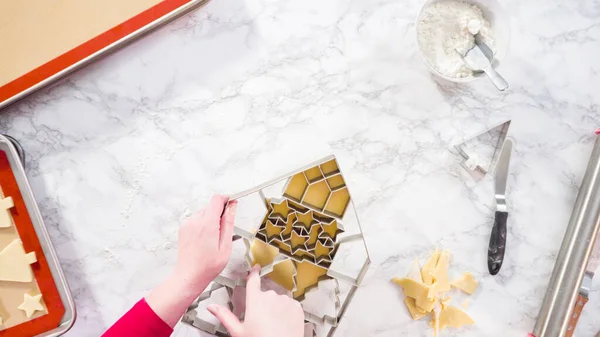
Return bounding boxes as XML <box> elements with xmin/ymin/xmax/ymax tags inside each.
<box><xmin>0</xmin><ymin>0</ymin><xmax>208</xmax><ymax>109</ymax></box>
<box><xmin>0</xmin><ymin>151</ymin><xmax>65</xmax><ymax>336</ymax></box>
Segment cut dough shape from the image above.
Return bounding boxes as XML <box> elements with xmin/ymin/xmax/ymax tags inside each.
<box><xmin>293</xmin><ymin>249</ymin><xmax>313</xmax><ymax>261</ymax></box>
<box><xmin>264</xmin><ymin>220</ymin><xmax>284</xmax><ymax>243</ymax></box>
<box><xmin>451</xmin><ymin>272</ymin><xmax>479</xmax><ymax>295</ymax></box>
<box><xmin>303</xmin><ymin>181</ymin><xmax>330</xmax><ymax>210</ymax></box>
<box><xmin>0</xmin><ymin>239</ymin><xmax>37</xmax><ymax>282</ymax></box>
<box><xmin>421</xmin><ymin>249</ymin><xmax>440</xmax><ymax>285</ymax></box>
<box><xmin>268</xmin><ymin>260</ymin><xmax>296</xmax><ymax>291</ymax></box>
<box><xmin>320</xmin><ymin>219</ymin><xmax>342</xmax><ymax>240</ymax></box>
<box><xmin>0</xmin><ymin>196</ymin><xmax>14</xmax><ymax>228</ymax></box>
<box><xmin>251</xmin><ymin>239</ymin><xmax>279</xmax><ymax>265</ymax></box>
<box><xmin>295</xmin><ymin>209</ymin><xmax>317</xmax><ymax>232</ymax></box>
<box><xmin>304</xmin><ymin>167</ymin><xmax>324</xmax><ymax>182</ymax></box>
<box><xmin>18</xmin><ymin>293</ymin><xmax>45</xmax><ymax>318</ymax></box>
<box><xmin>251</xmin><ymin>240</ymin><xmax>296</xmax><ymax>292</ymax></box>
<box><xmin>293</xmin><ymin>260</ymin><xmax>328</xmax><ymax>299</ymax></box>
<box><xmin>289</xmin><ymin>229</ymin><xmax>309</xmax><ymax>255</ymax></box>
<box><xmin>270</xmin><ymin>199</ymin><xmax>290</xmax><ymax>221</ymax></box>
<box><xmin>284</xmin><ymin>173</ymin><xmax>309</xmax><ymax>201</ymax></box>
<box><xmin>436</xmin><ymin>306</ymin><xmax>475</xmax><ymax>330</ymax></box>
<box><xmin>274</xmin><ymin>239</ymin><xmax>292</xmax><ymax>254</ymax></box>
<box><xmin>306</xmin><ymin>226</ymin><xmax>321</xmax><ymax>247</ymax></box>
<box><xmin>324</xmin><ymin>188</ymin><xmax>350</xmax><ymax>217</ymax></box>
<box><xmin>319</xmin><ymin>160</ymin><xmax>339</xmax><ymax>176</ymax></box>
<box><xmin>282</xmin><ymin>213</ymin><xmax>296</xmax><ymax>239</ymax></box>
<box><xmin>314</xmin><ymin>239</ymin><xmax>333</xmax><ymax>263</ymax></box>
<box><xmin>326</xmin><ymin>175</ymin><xmax>345</xmax><ymax>190</ymax></box>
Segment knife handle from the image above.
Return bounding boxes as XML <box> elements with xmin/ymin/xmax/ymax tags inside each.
<box><xmin>483</xmin><ymin>66</ymin><xmax>509</xmax><ymax>91</ymax></box>
<box><xmin>565</xmin><ymin>295</ymin><xmax>588</xmax><ymax>337</ymax></box>
<box><xmin>488</xmin><ymin>211</ymin><xmax>508</xmax><ymax>275</ymax></box>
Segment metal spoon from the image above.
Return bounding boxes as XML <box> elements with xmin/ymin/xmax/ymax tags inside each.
<box><xmin>459</xmin><ymin>39</ymin><xmax>509</xmax><ymax>91</ymax></box>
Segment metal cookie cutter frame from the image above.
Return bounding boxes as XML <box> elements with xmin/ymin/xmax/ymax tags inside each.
<box><xmin>181</xmin><ymin>155</ymin><xmax>371</xmax><ymax>337</ymax></box>
<box><xmin>452</xmin><ymin>120</ymin><xmax>511</xmax><ymax>177</ymax></box>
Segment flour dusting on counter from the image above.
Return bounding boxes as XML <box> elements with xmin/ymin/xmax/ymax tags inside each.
<box><xmin>417</xmin><ymin>1</ymin><xmax>496</xmax><ymax>78</ymax></box>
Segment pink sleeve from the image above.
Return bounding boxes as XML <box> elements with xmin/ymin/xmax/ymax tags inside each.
<box><xmin>102</xmin><ymin>298</ymin><xmax>173</xmax><ymax>337</ymax></box>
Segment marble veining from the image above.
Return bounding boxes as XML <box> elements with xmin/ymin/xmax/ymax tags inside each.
<box><xmin>0</xmin><ymin>0</ymin><xmax>599</xmax><ymax>335</ymax></box>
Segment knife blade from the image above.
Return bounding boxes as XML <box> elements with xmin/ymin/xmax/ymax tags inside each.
<box><xmin>488</xmin><ymin>138</ymin><xmax>513</xmax><ymax>275</ymax></box>
<box><xmin>565</xmin><ymin>234</ymin><xmax>600</xmax><ymax>337</ymax></box>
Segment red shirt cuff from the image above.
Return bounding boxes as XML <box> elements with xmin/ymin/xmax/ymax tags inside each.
<box><xmin>102</xmin><ymin>298</ymin><xmax>173</xmax><ymax>337</ymax></box>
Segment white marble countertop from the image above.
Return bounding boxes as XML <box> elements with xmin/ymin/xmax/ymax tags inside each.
<box><xmin>1</xmin><ymin>0</ymin><xmax>599</xmax><ymax>335</ymax></box>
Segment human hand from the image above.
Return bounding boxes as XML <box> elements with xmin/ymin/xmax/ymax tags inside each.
<box><xmin>173</xmin><ymin>195</ymin><xmax>237</xmax><ymax>297</ymax></box>
<box><xmin>208</xmin><ymin>265</ymin><xmax>305</xmax><ymax>337</ymax></box>
<box><xmin>146</xmin><ymin>195</ymin><xmax>237</xmax><ymax>327</ymax></box>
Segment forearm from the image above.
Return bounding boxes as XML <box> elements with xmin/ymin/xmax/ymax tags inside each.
<box><xmin>102</xmin><ymin>274</ymin><xmax>208</xmax><ymax>337</ymax></box>
<box><xmin>145</xmin><ymin>273</ymin><xmax>209</xmax><ymax>327</ymax></box>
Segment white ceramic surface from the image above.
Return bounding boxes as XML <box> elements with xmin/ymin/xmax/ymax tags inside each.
<box><xmin>0</xmin><ymin>0</ymin><xmax>598</xmax><ymax>336</ymax></box>
<box><xmin>416</xmin><ymin>0</ymin><xmax>511</xmax><ymax>82</ymax></box>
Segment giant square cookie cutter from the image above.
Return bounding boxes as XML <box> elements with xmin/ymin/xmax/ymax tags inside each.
<box><xmin>181</xmin><ymin>155</ymin><xmax>371</xmax><ymax>337</ymax></box>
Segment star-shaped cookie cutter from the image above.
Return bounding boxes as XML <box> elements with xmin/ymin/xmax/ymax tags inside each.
<box><xmin>318</xmin><ymin>217</ymin><xmax>344</xmax><ymax>241</ymax></box>
<box><xmin>294</xmin><ymin>208</ymin><xmax>320</xmax><ymax>233</ymax></box>
<box><xmin>287</xmin><ymin>227</ymin><xmax>311</xmax><ymax>256</ymax></box>
<box><xmin>313</xmin><ymin>237</ymin><xmax>337</xmax><ymax>266</ymax></box>
<box><xmin>268</xmin><ymin>198</ymin><xmax>291</xmax><ymax>222</ymax></box>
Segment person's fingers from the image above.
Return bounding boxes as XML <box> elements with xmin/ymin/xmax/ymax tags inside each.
<box><xmin>246</xmin><ymin>264</ymin><xmax>261</xmax><ymax>300</ymax></box>
<box><xmin>207</xmin><ymin>304</ymin><xmax>243</xmax><ymax>336</ymax></box>
<box><xmin>219</xmin><ymin>200</ymin><xmax>237</xmax><ymax>249</ymax></box>
<box><xmin>206</xmin><ymin>195</ymin><xmax>229</xmax><ymax>225</ymax></box>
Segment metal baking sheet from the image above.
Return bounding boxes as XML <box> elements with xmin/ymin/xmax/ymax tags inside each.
<box><xmin>0</xmin><ymin>0</ymin><xmax>211</xmax><ymax>110</ymax></box>
<box><xmin>0</xmin><ymin>135</ymin><xmax>75</xmax><ymax>336</ymax></box>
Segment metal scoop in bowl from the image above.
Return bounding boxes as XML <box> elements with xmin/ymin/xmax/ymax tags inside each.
<box><xmin>459</xmin><ymin>37</ymin><xmax>509</xmax><ymax>91</ymax></box>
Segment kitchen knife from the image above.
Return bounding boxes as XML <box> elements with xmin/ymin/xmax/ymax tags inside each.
<box><xmin>488</xmin><ymin>138</ymin><xmax>513</xmax><ymax>275</ymax></box>
<box><xmin>565</xmin><ymin>234</ymin><xmax>600</xmax><ymax>337</ymax></box>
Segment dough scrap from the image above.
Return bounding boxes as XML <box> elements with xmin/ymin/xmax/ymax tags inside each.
<box><xmin>0</xmin><ymin>239</ymin><xmax>38</xmax><ymax>282</ymax></box>
<box><xmin>451</xmin><ymin>272</ymin><xmax>479</xmax><ymax>294</ymax></box>
<box><xmin>392</xmin><ymin>277</ymin><xmax>435</xmax><ymax>312</ymax></box>
<box><xmin>428</xmin><ymin>251</ymin><xmax>451</xmax><ymax>299</ymax></box>
<box><xmin>403</xmin><ymin>297</ymin><xmax>427</xmax><ymax>320</ymax></box>
<box><xmin>436</xmin><ymin>306</ymin><xmax>475</xmax><ymax>330</ymax></box>
<box><xmin>421</xmin><ymin>249</ymin><xmax>440</xmax><ymax>285</ymax></box>
<box><xmin>440</xmin><ymin>296</ymin><xmax>452</xmax><ymax>310</ymax></box>
<box><xmin>406</xmin><ymin>259</ymin><xmax>423</xmax><ymax>283</ymax></box>
<box><xmin>18</xmin><ymin>293</ymin><xmax>45</xmax><ymax>318</ymax></box>
<box><xmin>392</xmin><ymin>249</ymin><xmax>478</xmax><ymax>336</ymax></box>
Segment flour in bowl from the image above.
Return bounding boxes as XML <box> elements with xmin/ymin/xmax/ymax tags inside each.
<box><xmin>417</xmin><ymin>1</ymin><xmax>495</xmax><ymax>78</ymax></box>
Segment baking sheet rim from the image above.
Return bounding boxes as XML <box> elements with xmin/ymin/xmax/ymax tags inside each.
<box><xmin>0</xmin><ymin>0</ymin><xmax>211</xmax><ymax>110</ymax></box>
<box><xmin>0</xmin><ymin>135</ymin><xmax>76</xmax><ymax>336</ymax></box>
